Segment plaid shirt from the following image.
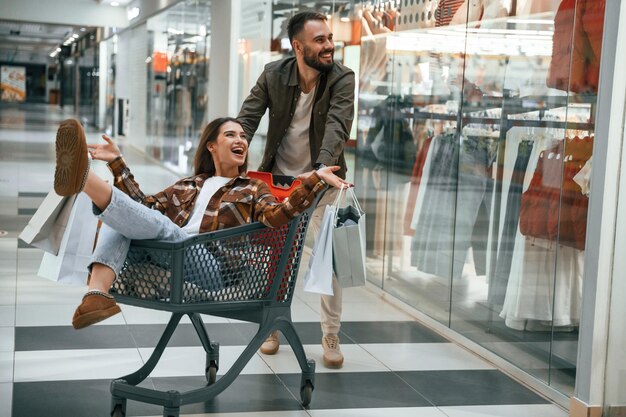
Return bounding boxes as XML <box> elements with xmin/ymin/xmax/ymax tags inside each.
<box><xmin>107</xmin><ymin>157</ymin><xmax>326</xmax><ymax>233</ymax></box>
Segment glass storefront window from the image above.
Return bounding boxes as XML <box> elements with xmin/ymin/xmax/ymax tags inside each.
<box><xmin>102</xmin><ymin>35</ymin><xmax>117</xmax><ymax>136</ymax></box>
<box><xmin>351</xmin><ymin>0</ymin><xmax>604</xmax><ymax>397</ymax></box>
<box><xmin>146</xmin><ymin>0</ymin><xmax>211</xmax><ymax>174</ymax></box>
<box><xmin>76</xmin><ymin>35</ymin><xmax>99</xmax><ymax>127</ymax></box>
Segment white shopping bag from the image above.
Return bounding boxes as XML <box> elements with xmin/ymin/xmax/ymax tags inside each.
<box><xmin>302</xmin><ymin>204</ymin><xmax>336</xmax><ymax>295</ymax></box>
<box><xmin>37</xmin><ymin>193</ymin><xmax>99</xmax><ymax>286</ymax></box>
<box><xmin>19</xmin><ymin>190</ymin><xmax>75</xmax><ymax>255</ymax></box>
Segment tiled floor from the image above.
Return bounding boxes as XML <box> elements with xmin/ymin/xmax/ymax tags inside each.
<box><xmin>0</xmin><ymin>103</ymin><xmax>568</xmax><ymax>417</ymax></box>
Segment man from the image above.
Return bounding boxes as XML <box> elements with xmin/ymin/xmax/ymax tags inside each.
<box><xmin>237</xmin><ymin>11</ymin><xmax>355</xmax><ymax>368</ymax></box>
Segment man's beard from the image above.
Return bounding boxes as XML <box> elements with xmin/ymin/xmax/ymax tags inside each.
<box><xmin>303</xmin><ymin>46</ymin><xmax>334</xmax><ymax>72</ymax></box>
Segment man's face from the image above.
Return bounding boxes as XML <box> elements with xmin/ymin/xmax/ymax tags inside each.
<box><xmin>295</xmin><ymin>19</ymin><xmax>334</xmax><ymax>73</ymax></box>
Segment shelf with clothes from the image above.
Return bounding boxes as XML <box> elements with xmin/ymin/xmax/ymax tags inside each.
<box><xmin>399</xmin><ymin>93</ymin><xmax>594</xmax><ymax>314</ymax></box>
<box><xmin>481</xmin><ymin>110</ymin><xmax>593</xmax><ymax>372</ymax></box>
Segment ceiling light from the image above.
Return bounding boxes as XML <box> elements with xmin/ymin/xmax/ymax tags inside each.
<box><xmin>72</xmin><ymin>34</ymin><xmax>79</xmax><ymax>39</ymax></box>
<box><xmin>80</xmin><ymin>27</ymin><xmax>86</xmax><ymax>32</ymax></box>
<box><xmin>111</xmin><ymin>1</ymin><xmax>120</xmax><ymax>6</ymax></box>
<box><xmin>127</xmin><ymin>6</ymin><xmax>140</xmax><ymax>20</ymax></box>
<box><xmin>56</xmin><ymin>47</ymin><xmax>61</xmax><ymax>52</ymax></box>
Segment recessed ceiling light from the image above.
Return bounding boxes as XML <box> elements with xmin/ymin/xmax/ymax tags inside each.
<box><xmin>111</xmin><ymin>1</ymin><xmax>120</xmax><ymax>6</ymax></box>
<box><xmin>80</xmin><ymin>27</ymin><xmax>86</xmax><ymax>32</ymax></box>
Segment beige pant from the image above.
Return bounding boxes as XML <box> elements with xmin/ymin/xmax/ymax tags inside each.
<box><xmin>309</xmin><ymin>188</ymin><xmax>342</xmax><ymax>335</ymax></box>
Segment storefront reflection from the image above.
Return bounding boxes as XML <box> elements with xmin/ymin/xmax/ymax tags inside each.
<box><xmin>145</xmin><ymin>0</ymin><xmax>211</xmax><ymax>174</ymax></box>
<box><xmin>353</xmin><ymin>0</ymin><xmax>604</xmax><ymax>396</ymax></box>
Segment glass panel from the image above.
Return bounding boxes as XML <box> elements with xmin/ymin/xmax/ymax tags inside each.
<box><xmin>146</xmin><ymin>0</ymin><xmax>211</xmax><ymax>174</ymax></box>
<box><xmin>351</xmin><ymin>0</ymin><xmax>605</xmax><ymax>397</ymax></box>
<box><xmin>356</xmin><ymin>0</ymin><xmax>466</xmax><ymax>322</ymax></box>
<box><xmin>446</xmin><ymin>0</ymin><xmax>603</xmax><ymax>396</ymax></box>
<box><xmin>77</xmin><ymin>38</ymin><xmax>99</xmax><ymax>126</ymax></box>
<box><xmin>548</xmin><ymin>0</ymin><xmax>603</xmax><ymax>394</ymax></box>
<box><xmin>103</xmin><ymin>36</ymin><xmax>117</xmax><ymax>136</ymax></box>
<box><xmin>61</xmin><ymin>58</ymin><xmax>75</xmax><ymax>107</ymax></box>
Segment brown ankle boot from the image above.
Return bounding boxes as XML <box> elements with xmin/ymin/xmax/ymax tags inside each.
<box><xmin>260</xmin><ymin>330</ymin><xmax>280</xmax><ymax>355</ymax></box>
<box><xmin>72</xmin><ymin>290</ymin><xmax>121</xmax><ymax>329</ymax></box>
<box><xmin>322</xmin><ymin>334</ymin><xmax>344</xmax><ymax>368</ymax></box>
<box><xmin>54</xmin><ymin>119</ymin><xmax>90</xmax><ymax>197</ymax></box>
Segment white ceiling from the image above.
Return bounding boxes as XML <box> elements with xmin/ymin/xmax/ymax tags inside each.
<box><xmin>0</xmin><ymin>0</ymin><xmax>129</xmax><ymax>64</ymax></box>
<box><xmin>0</xmin><ymin>20</ymin><xmax>94</xmax><ymax>63</ymax></box>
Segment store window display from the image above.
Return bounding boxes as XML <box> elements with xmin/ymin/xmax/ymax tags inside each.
<box><xmin>145</xmin><ymin>0</ymin><xmax>210</xmax><ymax>173</ymax></box>
<box><xmin>352</xmin><ymin>0</ymin><xmax>606</xmax><ymax>396</ymax></box>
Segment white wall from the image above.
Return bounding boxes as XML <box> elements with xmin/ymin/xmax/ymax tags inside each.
<box><xmin>0</xmin><ymin>0</ymin><xmax>128</xmax><ymax>28</ymax></box>
<box><xmin>128</xmin><ymin>24</ymin><xmax>148</xmax><ymax>150</ymax></box>
<box><xmin>207</xmin><ymin>0</ymin><xmax>241</xmax><ymax>121</ymax></box>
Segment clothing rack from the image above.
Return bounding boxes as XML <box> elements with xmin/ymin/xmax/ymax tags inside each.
<box><xmin>387</xmin><ymin>91</ymin><xmax>596</xmax><ymax>369</ymax></box>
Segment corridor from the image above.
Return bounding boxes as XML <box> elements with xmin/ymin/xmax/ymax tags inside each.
<box><xmin>0</xmin><ymin>103</ymin><xmax>567</xmax><ymax>417</ymax></box>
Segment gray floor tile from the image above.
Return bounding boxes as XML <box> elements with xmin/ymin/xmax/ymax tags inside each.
<box><xmin>398</xmin><ymin>370</ymin><xmax>549</xmax><ymax>406</ymax></box>
<box><xmin>279</xmin><ymin>372</ymin><xmax>433</xmax><ymax>409</ymax></box>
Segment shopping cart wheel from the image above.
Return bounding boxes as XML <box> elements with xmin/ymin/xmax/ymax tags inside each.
<box><xmin>300</xmin><ymin>380</ymin><xmax>314</xmax><ymax>407</ymax></box>
<box><xmin>111</xmin><ymin>405</ymin><xmax>125</xmax><ymax>417</ymax></box>
<box><xmin>205</xmin><ymin>360</ymin><xmax>218</xmax><ymax>385</ymax></box>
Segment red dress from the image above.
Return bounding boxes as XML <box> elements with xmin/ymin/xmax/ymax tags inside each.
<box><xmin>547</xmin><ymin>0</ymin><xmax>606</xmax><ymax>93</ymax></box>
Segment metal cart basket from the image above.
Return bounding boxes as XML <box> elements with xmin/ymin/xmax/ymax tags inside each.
<box><xmin>108</xmin><ymin>175</ymin><xmax>321</xmax><ymax>417</ymax></box>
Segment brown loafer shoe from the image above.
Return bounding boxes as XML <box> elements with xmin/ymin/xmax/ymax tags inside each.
<box><xmin>322</xmin><ymin>334</ymin><xmax>344</xmax><ymax>368</ymax></box>
<box><xmin>260</xmin><ymin>330</ymin><xmax>280</xmax><ymax>355</ymax></box>
<box><xmin>72</xmin><ymin>290</ymin><xmax>121</xmax><ymax>329</ymax></box>
<box><xmin>54</xmin><ymin>119</ymin><xmax>90</xmax><ymax>197</ymax></box>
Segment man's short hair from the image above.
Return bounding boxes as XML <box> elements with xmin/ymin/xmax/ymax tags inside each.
<box><xmin>287</xmin><ymin>11</ymin><xmax>327</xmax><ymax>46</ymax></box>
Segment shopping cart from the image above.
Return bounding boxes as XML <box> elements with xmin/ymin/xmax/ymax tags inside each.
<box><xmin>108</xmin><ymin>173</ymin><xmax>321</xmax><ymax>417</ymax></box>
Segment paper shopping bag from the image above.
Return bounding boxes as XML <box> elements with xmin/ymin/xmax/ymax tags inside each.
<box><xmin>37</xmin><ymin>192</ymin><xmax>99</xmax><ymax>286</ymax></box>
<box><xmin>333</xmin><ymin>187</ymin><xmax>367</xmax><ymax>288</ymax></box>
<box><xmin>302</xmin><ymin>204</ymin><xmax>336</xmax><ymax>295</ymax></box>
<box><xmin>19</xmin><ymin>190</ymin><xmax>76</xmax><ymax>255</ymax></box>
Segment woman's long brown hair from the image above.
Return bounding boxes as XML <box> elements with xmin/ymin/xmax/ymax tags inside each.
<box><xmin>194</xmin><ymin>117</ymin><xmax>248</xmax><ymax>176</ymax></box>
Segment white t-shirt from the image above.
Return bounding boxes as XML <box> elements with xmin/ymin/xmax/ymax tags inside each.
<box><xmin>181</xmin><ymin>176</ymin><xmax>231</xmax><ymax>235</ymax></box>
<box><xmin>274</xmin><ymin>86</ymin><xmax>316</xmax><ymax>176</ymax></box>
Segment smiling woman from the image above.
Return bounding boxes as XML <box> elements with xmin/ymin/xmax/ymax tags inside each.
<box><xmin>192</xmin><ymin>117</ymin><xmax>250</xmax><ymax>179</ymax></box>
<box><xmin>51</xmin><ymin>116</ymin><xmax>350</xmax><ymax>329</ymax></box>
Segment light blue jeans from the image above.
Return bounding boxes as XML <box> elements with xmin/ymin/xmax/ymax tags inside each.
<box><xmin>90</xmin><ymin>187</ymin><xmax>189</xmax><ymax>277</ymax></box>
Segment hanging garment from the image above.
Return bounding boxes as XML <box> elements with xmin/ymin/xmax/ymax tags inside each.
<box><xmin>500</xmin><ymin>237</ymin><xmax>584</xmax><ymax>329</ymax></box>
<box><xmin>435</xmin><ymin>0</ymin><xmax>465</xmax><ymax>27</ymax></box>
<box><xmin>547</xmin><ymin>0</ymin><xmax>606</xmax><ymax>93</ymax></box>
<box><xmin>519</xmin><ymin>136</ymin><xmax>592</xmax><ymax>250</ymax></box>
<box><xmin>581</xmin><ymin>0</ymin><xmax>605</xmax><ymax>89</ymax></box>
<box><xmin>411</xmin><ymin>134</ymin><xmax>496</xmax><ymax>279</ymax></box>
<box><xmin>411</xmin><ymin>133</ymin><xmax>458</xmax><ymax>275</ymax></box>
<box><xmin>404</xmin><ymin>137</ymin><xmax>434</xmax><ymax>236</ymax></box>
<box><xmin>489</xmin><ymin>139</ymin><xmax>534</xmax><ymax>306</ymax></box>
<box><xmin>365</xmin><ymin>96</ymin><xmax>417</xmax><ymax>176</ymax></box>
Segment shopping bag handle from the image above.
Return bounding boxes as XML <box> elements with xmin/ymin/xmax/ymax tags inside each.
<box><xmin>332</xmin><ymin>184</ymin><xmax>364</xmax><ymax>213</ymax></box>
<box><xmin>332</xmin><ymin>184</ymin><xmax>364</xmax><ymax>226</ymax></box>
<box><xmin>346</xmin><ymin>187</ymin><xmax>364</xmax><ymax>215</ymax></box>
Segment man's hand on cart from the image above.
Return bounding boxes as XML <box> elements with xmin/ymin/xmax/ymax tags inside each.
<box><xmin>298</xmin><ymin>165</ymin><xmax>353</xmax><ymax>189</ymax></box>
<box><xmin>88</xmin><ymin>135</ymin><xmax>122</xmax><ymax>163</ymax></box>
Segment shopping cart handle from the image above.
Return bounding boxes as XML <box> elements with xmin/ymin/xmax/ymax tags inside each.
<box><xmin>247</xmin><ymin>171</ymin><xmax>302</xmax><ymax>201</ymax></box>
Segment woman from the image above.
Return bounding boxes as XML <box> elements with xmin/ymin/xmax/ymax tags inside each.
<box><xmin>54</xmin><ymin>117</ymin><xmax>349</xmax><ymax>329</ymax></box>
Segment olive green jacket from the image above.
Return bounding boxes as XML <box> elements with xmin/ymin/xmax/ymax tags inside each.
<box><xmin>237</xmin><ymin>57</ymin><xmax>355</xmax><ymax>179</ymax></box>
